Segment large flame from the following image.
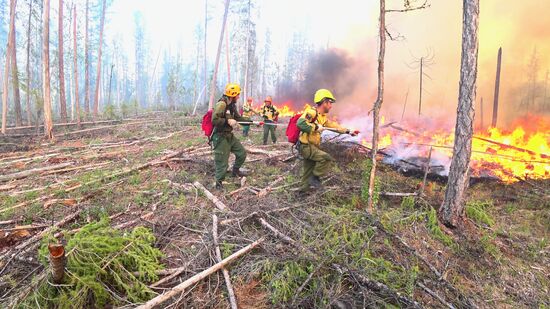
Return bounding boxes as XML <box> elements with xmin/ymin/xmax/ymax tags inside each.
<box><xmin>368</xmin><ymin>115</ymin><xmax>550</xmax><ymax>183</ymax></box>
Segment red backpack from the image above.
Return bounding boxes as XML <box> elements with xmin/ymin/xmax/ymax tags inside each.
<box><xmin>201</xmin><ymin>109</ymin><xmax>214</xmax><ymax>137</ymax></box>
<box><xmin>286</xmin><ymin>111</ymin><xmax>318</xmax><ymax>144</ymax></box>
<box><xmin>286</xmin><ymin>114</ymin><xmax>302</xmax><ymax>144</ymax></box>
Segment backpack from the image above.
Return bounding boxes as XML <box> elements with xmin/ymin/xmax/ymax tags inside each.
<box><xmin>201</xmin><ymin>109</ymin><xmax>214</xmax><ymax>137</ymax></box>
<box><xmin>286</xmin><ymin>111</ymin><xmax>318</xmax><ymax>144</ymax></box>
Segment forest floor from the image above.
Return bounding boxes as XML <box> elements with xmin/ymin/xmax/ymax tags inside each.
<box><xmin>0</xmin><ymin>112</ymin><xmax>548</xmax><ymax>308</ymax></box>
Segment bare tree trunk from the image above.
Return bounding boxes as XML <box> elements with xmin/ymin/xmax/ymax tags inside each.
<box><xmin>107</xmin><ymin>64</ymin><xmax>114</xmax><ymax>106</ymax></box>
<box><xmin>9</xmin><ymin>0</ymin><xmax>22</xmax><ymax>128</ymax></box>
<box><xmin>84</xmin><ymin>0</ymin><xmax>90</xmax><ymax>118</ymax></box>
<box><xmin>203</xmin><ymin>0</ymin><xmax>208</xmax><ymax>108</ymax></box>
<box><xmin>479</xmin><ymin>97</ymin><xmax>483</xmax><ymax>130</ymax></box>
<box><xmin>491</xmin><ymin>47</ymin><xmax>501</xmax><ymax>128</ymax></box>
<box><xmin>367</xmin><ymin>0</ymin><xmax>386</xmax><ymax>212</ymax></box>
<box><xmin>242</xmin><ymin>0</ymin><xmax>251</xmax><ymax>109</ymax></box>
<box><xmin>225</xmin><ymin>24</ymin><xmax>231</xmax><ymax>83</ymax></box>
<box><xmin>207</xmin><ymin>0</ymin><xmax>230</xmax><ymax>110</ymax></box>
<box><xmin>545</xmin><ymin>70</ymin><xmax>549</xmax><ymax>110</ymax></box>
<box><xmin>58</xmin><ymin>0</ymin><xmax>67</xmax><ymax>122</ymax></box>
<box><xmin>439</xmin><ymin>0</ymin><xmax>479</xmax><ymax>228</ymax></box>
<box><xmin>418</xmin><ymin>57</ymin><xmax>423</xmax><ymax>115</ymax></box>
<box><xmin>2</xmin><ymin>0</ymin><xmax>16</xmax><ymax>134</ymax></box>
<box><xmin>73</xmin><ymin>4</ymin><xmax>80</xmax><ymax>127</ymax></box>
<box><xmin>25</xmin><ymin>0</ymin><xmax>33</xmax><ymax>126</ymax></box>
<box><xmin>43</xmin><ymin>0</ymin><xmax>54</xmax><ymax>139</ymax></box>
<box><xmin>93</xmin><ymin>0</ymin><xmax>106</xmax><ymax>119</ymax></box>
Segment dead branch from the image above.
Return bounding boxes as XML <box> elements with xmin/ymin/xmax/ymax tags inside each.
<box><xmin>212</xmin><ymin>214</ymin><xmax>238</xmax><ymax>309</ymax></box>
<box><xmin>380</xmin><ymin>192</ymin><xmax>418</xmax><ymax>197</ymax></box>
<box><xmin>136</xmin><ymin>237</ymin><xmax>265</xmax><ymax>309</ymax></box>
<box><xmin>474</xmin><ymin>135</ymin><xmax>548</xmax><ymax>158</ymax></box>
<box><xmin>112</xmin><ymin>212</ymin><xmax>154</xmax><ymax>230</ymax></box>
<box><xmin>193</xmin><ymin>181</ymin><xmax>229</xmax><ymax>211</ymax></box>
<box><xmin>5</xmin><ymin>271</ymin><xmax>47</xmax><ymax>308</ymax></box>
<box><xmin>417</xmin><ymin>281</ymin><xmax>456</xmax><ymax>309</ymax></box>
<box><xmin>386</xmin><ymin>0</ymin><xmax>430</xmax><ymax>13</ymax></box>
<box><xmin>419</xmin><ymin>147</ymin><xmax>433</xmax><ymax>195</ymax></box>
<box><xmin>0</xmin><ymin>209</ymin><xmax>83</xmax><ymax>262</ymax></box>
<box><xmin>256</xmin><ymin>217</ymin><xmax>423</xmax><ymax>309</ymax></box>
<box><xmin>0</xmin><ymin>162</ymin><xmax>73</xmax><ymax>183</ymax></box>
<box><xmin>257</xmin><ymin>176</ymin><xmax>285</xmax><ymax>198</ymax></box>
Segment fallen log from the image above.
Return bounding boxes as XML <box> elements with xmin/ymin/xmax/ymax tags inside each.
<box><xmin>213</xmin><ymin>215</ymin><xmax>238</xmax><ymax>309</ymax></box>
<box><xmin>193</xmin><ymin>181</ymin><xmax>229</xmax><ymax>211</ymax></box>
<box><xmin>474</xmin><ymin>135</ymin><xmax>549</xmax><ymax>158</ymax></box>
<box><xmin>380</xmin><ymin>192</ymin><xmax>418</xmax><ymax>197</ymax></box>
<box><xmin>136</xmin><ymin>237</ymin><xmax>265</xmax><ymax>309</ymax></box>
<box><xmin>0</xmin><ymin>162</ymin><xmax>73</xmax><ymax>183</ymax></box>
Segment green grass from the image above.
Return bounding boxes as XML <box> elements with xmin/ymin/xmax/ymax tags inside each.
<box><xmin>466</xmin><ymin>200</ymin><xmax>495</xmax><ymax>226</ymax></box>
<box><xmin>426</xmin><ymin>208</ymin><xmax>454</xmax><ymax>247</ymax></box>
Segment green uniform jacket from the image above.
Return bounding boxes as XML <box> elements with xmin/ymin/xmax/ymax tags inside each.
<box><xmin>212</xmin><ymin>97</ymin><xmax>251</xmax><ymax>134</ymax></box>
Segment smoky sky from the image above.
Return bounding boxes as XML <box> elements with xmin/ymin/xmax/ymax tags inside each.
<box><xmin>279</xmin><ymin>48</ymin><xmax>360</xmax><ymax>105</ymax></box>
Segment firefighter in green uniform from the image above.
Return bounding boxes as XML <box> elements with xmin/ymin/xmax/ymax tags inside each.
<box><xmin>242</xmin><ymin>97</ymin><xmax>256</xmax><ymax>137</ymax></box>
<box><xmin>211</xmin><ymin>83</ymin><xmax>252</xmax><ymax>189</ymax></box>
<box><xmin>297</xmin><ymin>89</ymin><xmax>357</xmax><ymax>191</ymax></box>
<box><xmin>260</xmin><ymin>96</ymin><xmax>279</xmax><ymax>145</ymax></box>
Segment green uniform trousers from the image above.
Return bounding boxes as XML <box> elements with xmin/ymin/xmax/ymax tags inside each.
<box><xmin>299</xmin><ymin>143</ymin><xmax>334</xmax><ymax>190</ymax></box>
<box><xmin>242</xmin><ymin>124</ymin><xmax>251</xmax><ymax>137</ymax></box>
<box><xmin>212</xmin><ymin>133</ymin><xmax>247</xmax><ymax>182</ymax></box>
<box><xmin>263</xmin><ymin>121</ymin><xmax>277</xmax><ymax>144</ymax></box>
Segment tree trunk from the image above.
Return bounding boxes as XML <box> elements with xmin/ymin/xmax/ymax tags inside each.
<box><xmin>242</xmin><ymin>0</ymin><xmax>251</xmax><ymax>109</ymax></box>
<box><xmin>93</xmin><ymin>0</ymin><xmax>106</xmax><ymax>119</ymax></box>
<box><xmin>2</xmin><ymin>0</ymin><xmax>16</xmax><ymax>134</ymax></box>
<box><xmin>43</xmin><ymin>0</ymin><xmax>54</xmax><ymax>139</ymax></box>
<box><xmin>225</xmin><ymin>24</ymin><xmax>231</xmax><ymax>83</ymax></box>
<box><xmin>25</xmin><ymin>0</ymin><xmax>33</xmax><ymax>126</ymax></box>
<box><xmin>439</xmin><ymin>0</ymin><xmax>479</xmax><ymax>228</ymax></box>
<box><xmin>479</xmin><ymin>97</ymin><xmax>483</xmax><ymax>130</ymax></box>
<box><xmin>367</xmin><ymin>0</ymin><xmax>386</xmax><ymax>212</ymax></box>
<box><xmin>491</xmin><ymin>47</ymin><xmax>501</xmax><ymax>128</ymax></box>
<box><xmin>207</xmin><ymin>0</ymin><xmax>230</xmax><ymax>110</ymax></box>
<box><xmin>418</xmin><ymin>57</ymin><xmax>423</xmax><ymax>115</ymax></box>
<box><xmin>58</xmin><ymin>0</ymin><xmax>67</xmax><ymax>122</ymax></box>
<box><xmin>84</xmin><ymin>0</ymin><xmax>90</xmax><ymax>118</ymax></box>
<box><xmin>73</xmin><ymin>4</ymin><xmax>80</xmax><ymax>127</ymax></box>
<box><xmin>9</xmin><ymin>0</ymin><xmax>22</xmax><ymax>128</ymax></box>
<box><xmin>107</xmin><ymin>64</ymin><xmax>114</xmax><ymax>106</ymax></box>
<box><xmin>204</xmin><ymin>0</ymin><xmax>208</xmax><ymax>108</ymax></box>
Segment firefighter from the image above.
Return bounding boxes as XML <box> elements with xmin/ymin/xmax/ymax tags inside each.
<box><xmin>260</xmin><ymin>96</ymin><xmax>279</xmax><ymax>145</ymax></box>
<box><xmin>297</xmin><ymin>89</ymin><xmax>357</xmax><ymax>191</ymax></box>
<box><xmin>211</xmin><ymin>83</ymin><xmax>252</xmax><ymax>189</ymax></box>
<box><xmin>241</xmin><ymin>97</ymin><xmax>256</xmax><ymax>138</ymax></box>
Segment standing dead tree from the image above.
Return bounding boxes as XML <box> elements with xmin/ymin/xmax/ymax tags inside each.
<box><xmin>93</xmin><ymin>0</ymin><xmax>107</xmax><ymax>118</ymax></box>
<box><xmin>439</xmin><ymin>0</ymin><xmax>479</xmax><ymax>228</ymax></box>
<box><xmin>73</xmin><ymin>4</ymin><xmax>81</xmax><ymax>127</ymax></box>
<box><xmin>2</xmin><ymin>0</ymin><xmax>17</xmax><ymax>134</ymax></box>
<box><xmin>43</xmin><ymin>0</ymin><xmax>54</xmax><ymax>139</ymax></box>
<box><xmin>491</xmin><ymin>47</ymin><xmax>501</xmax><ymax>128</ymax></box>
<box><xmin>9</xmin><ymin>0</ymin><xmax>22</xmax><ymax>127</ymax></box>
<box><xmin>58</xmin><ymin>0</ymin><xmax>68</xmax><ymax>122</ymax></box>
<box><xmin>25</xmin><ymin>0</ymin><xmax>34</xmax><ymax>126</ymax></box>
<box><xmin>367</xmin><ymin>0</ymin><xmax>430</xmax><ymax>212</ymax></box>
<box><xmin>207</xmin><ymin>0</ymin><xmax>231</xmax><ymax>110</ymax></box>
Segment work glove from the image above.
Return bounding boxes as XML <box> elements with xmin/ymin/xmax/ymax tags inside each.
<box><xmin>227</xmin><ymin>119</ymin><xmax>238</xmax><ymax>128</ymax></box>
<box><xmin>316</xmin><ymin>124</ymin><xmax>325</xmax><ymax>132</ymax></box>
<box><xmin>347</xmin><ymin>129</ymin><xmax>360</xmax><ymax>136</ymax></box>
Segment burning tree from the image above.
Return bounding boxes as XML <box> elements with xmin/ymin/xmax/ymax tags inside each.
<box><xmin>439</xmin><ymin>0</ymin><xmax>479</xmax><ymax>228</ymax></box>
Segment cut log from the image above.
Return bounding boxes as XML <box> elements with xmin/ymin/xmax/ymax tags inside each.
<box><xmin>213</xmin><ymin>214</ymin><xmax>238</xmax><ymax>309</ymax></box>
<box><xmin>193</xmin><ymin>181</ymin><xmax>228</xmax><ymax>211</ymax></box>
<box><xmin>0</xmin><ymin>162</ymin><xmax>73</xmax><ymax>183</ymax></box>
<box><xmin>257</xmin><ymin>176</ymin><xmax>284</xmax><ymax>198</ymax></box>
<box><xmin>136</xmin><ymin>237</ymin><xmax>264</xmax><ymax>309</ymax></box>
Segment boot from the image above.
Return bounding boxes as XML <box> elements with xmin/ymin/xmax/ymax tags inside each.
<box><xmin>308</xmin><ymin>175</ymin><xmax>322</xmax><ymax>189</ymax></box>
<box><xmin>232</xmin><ymin>166</ymin><xmax>249</xmax><ymax>177</ymax></box>
<box><xmin>215</xmin><ymin>180</ymin><xmax>224</xmax><ymax>190</ymax></box>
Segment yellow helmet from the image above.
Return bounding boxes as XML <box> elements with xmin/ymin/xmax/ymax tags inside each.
<box><xmin>224</xmin><ymin>83</ymin><xmax>241</xmax><ymax>97</ymax></box>
<box><xmin>314</xmin><ymin>89</ymin><xmax>335</xmax><ymax>104</ymax></box>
